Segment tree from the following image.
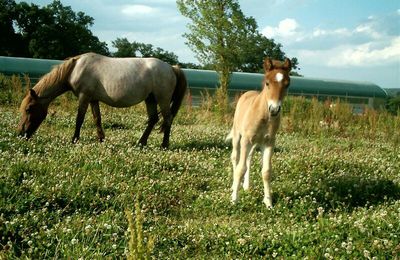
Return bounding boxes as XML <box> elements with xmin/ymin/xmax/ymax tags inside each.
<box><xmin>112</xmin><ymin>38</ymin><xmax>137</xmax><ymax>57</ymax></box>
<box><xmin>387</xmin><ymin>95</ymin><xmax>400</xmax><ymax>115</ymax></box>
<box><xmin>177</xmin><ymin>0</ymin><xmax>297</xmax><ymax>109</ymax></box>
<box><xmin>2</xmin><ymin>0</ymin><xmax>109</xmax><ymax>59</ymax></box>
<box><xmin>0</xmin><ymin>0</ymin><xmax>27</xmax><ymax>57</ymax></box>
<box><xmin>112</xmin><ymin>38</ymin><xmax>179</xmax><ymax>65</ymax></box>
<box><xmin>177</xmin><ymin>0</ymin><xmax>255</xmax><ymax>107</ymax></box>
<box><xmin>238</xmin><ymin>34</ymin><xmax>299</xmax><ymax>73</ymax></box>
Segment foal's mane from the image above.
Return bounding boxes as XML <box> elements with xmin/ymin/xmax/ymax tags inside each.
<box><xmin>33</xmin><ymin>55</ymin><xmax>80</xmax><ymax>96</ymax></box>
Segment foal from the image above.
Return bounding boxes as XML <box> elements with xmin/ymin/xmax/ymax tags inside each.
<box><xmin>228</xmin><ymin>58</ymin><xmax>291</xmax><ymax>208</ymax></box>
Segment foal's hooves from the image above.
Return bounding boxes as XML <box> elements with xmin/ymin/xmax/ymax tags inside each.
<box><xmin>71</xmin><ymin>137</ymin><xmax>79</xmax><ymax>144</ymax></box>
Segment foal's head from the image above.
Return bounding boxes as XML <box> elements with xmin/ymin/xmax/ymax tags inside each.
<box><xmin>18</xmin><ymin>89</ymin><xmax>48</xmax><ymax>139</ymax></box>
<box><xmin>263</xmin><ymin>58</ymin><xmax>292</xmax><ymax>116</ymax></box>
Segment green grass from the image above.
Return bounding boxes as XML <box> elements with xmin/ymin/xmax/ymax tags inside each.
<box><xmin>1</xmin><ymin>103</ymin><xmax>399</xmax><ymax>259</ymax></box>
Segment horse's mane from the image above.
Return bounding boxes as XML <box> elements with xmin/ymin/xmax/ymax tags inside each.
<box><xmin>33</xmin><ymin>55</ymin><xmax>80</xmax><ymax>96</ymax></box>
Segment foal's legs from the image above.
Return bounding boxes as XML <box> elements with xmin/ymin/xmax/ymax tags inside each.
<box><xmin>243</xmin><ymin>145</ymin><xmax>255</xmax><ymax>191</ymax></box>
<box><xmin>138</xmin><ymin>94</ymin><xmax>159</xmax><ymax>146</ymax></box>
<box><xmin>72</xmin><ymin>95</ymin><xmax>90</xmax><ymax>143</ymax></box>
<box><xmin>230</xmin><ymin>132</ymin><xmax>240</xmax><ymax>174</ymax></box>
<box><xmin>231</xmin><ymin>137</ymin><xmax>252</xmax><ymax>203</ymax></box>
<box><xmin>90</xmin><ymin>101</ymin><xmax>105</xmax><ymax>142</ymax></box>
<box><xmin>261</xmin><ymin>145</ymin><xmax>274</xmax><ymax>208</ymax></box>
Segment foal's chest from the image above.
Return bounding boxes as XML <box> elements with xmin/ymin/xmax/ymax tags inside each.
<box><xmin>251</xmin><ymin>117</ymin><xmax>280</xmax><ymax>144</ymax></box>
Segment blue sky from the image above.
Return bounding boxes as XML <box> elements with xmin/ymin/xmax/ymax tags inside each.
<box><xmin>19</xmin><ymin>0</ymin><xmax>400</xmax><ymax>88</ymax></box>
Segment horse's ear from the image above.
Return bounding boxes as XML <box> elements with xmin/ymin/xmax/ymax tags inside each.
<box><xmin>264</xmin><ymin>58</ymin><xmax>273</xmax><ymax>71</ymax></box>
<box><xmin>283</xmin><ymin>58</ymin><xmax>292</xmax><ymax>71</ymax></box>
<box><xmin>29</xmin><ymin>89</ymin><xmax>38</xmax><ymax>100</ymax></box>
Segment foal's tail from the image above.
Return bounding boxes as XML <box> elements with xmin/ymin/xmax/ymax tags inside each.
<box><xmin>225</xmin><ymin>129</ymin><xmax>233</xmax><ymax>143</ymax></box>
<box><xmin>171</xmin><ymin>65</ymin><xmax>188</xmax><ymax>118</ymax></box>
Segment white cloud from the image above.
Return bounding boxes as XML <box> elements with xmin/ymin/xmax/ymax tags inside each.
<box><xmin>354</xmin><ymin>24</ymin><xmax>381</xmax><ymax>39</ymax></box>
<box><xmin>262</xmin><ymin>18</ymin><xmax>303</xmax><ymax>41</ymax></box>
<box><xmin>121</xmin><ymin>4</ymin><xmax>157</xmax><ymax>16</ymax></box>
<box><xmin>328</xmin><ymin>37</ymin><xmax>400</xmax><ymax>67</ymax></box>
<box><xmin>312</xmin><ymin>27</ymin><xmax>351</xmax><ymax>38</ymax></box>
<box><xmin>268</xmin><ymin>11</ymin><xmax>400</xmax><ymax>71</ymax></box>
<box><xmin>296</xmin><ymin>37</ymin><xmax>400</xmax><ymax>68</ymax></box>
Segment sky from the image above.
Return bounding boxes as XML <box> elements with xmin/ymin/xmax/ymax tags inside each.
<box><xmin>19</xmin><ymin>0</ymin><xmax>400</xmax><ymax>89</ymax></box>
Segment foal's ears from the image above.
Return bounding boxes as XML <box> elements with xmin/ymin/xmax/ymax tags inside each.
<box><xmin>29</xmin><ymin>89</ymin><xmax>39</xmax><ymax>100</ymax></box>
<box><xmin>283</xmin><ymin>58</ymin><xmax>292</xmax><ymax>71</ymax></box>
<box><xmin>264</xmin><ymin>57</ymin><xmax>292</xmax><ymax>71</ymax></box>
<box><xmin>263</xmin><ymin>58</ymin><xmax>273</xmax><ymax>71</ymax></box>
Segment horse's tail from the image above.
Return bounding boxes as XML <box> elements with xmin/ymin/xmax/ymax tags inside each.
<box><xmin>34</xmin><ymin>55</ymin><xmax>80</xmax><ymax>92</ymax></box>
<box><xmin>170</xmin><ymin>65</ymin><xmax>188</xmax><ymax>118</ymax></box>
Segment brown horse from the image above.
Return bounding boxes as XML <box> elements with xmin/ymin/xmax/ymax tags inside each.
<box><xmin>18</xmin><ymin>52</ymin><xmax>187</xmax><ymax>148</ymax></box>
<box><xmin>227</xmin><ymin>57</ymin><xmax>292</xmax><ymax>208</ymax></box>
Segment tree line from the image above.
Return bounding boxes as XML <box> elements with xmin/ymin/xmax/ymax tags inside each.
<box><xmin>1</xmin><ymin>0</ymin><xmax>298</xmax><ymax>70</ymax></box>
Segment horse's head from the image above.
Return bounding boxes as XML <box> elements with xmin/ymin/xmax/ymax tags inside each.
<box><xmin>263</xmin><ymin>58</ymin><xmax>292</xmax><ymax>117</ymax></box>
<box><xmin>18</xmin><ymin>89</ymin><xmax>48</xmax><ymax>139</ymax></box>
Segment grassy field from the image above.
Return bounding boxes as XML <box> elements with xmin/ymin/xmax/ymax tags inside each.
<box><xmin>1</xmin><ymin>99</ymin><xmax>400</xmax><ymax>259</ymax></box>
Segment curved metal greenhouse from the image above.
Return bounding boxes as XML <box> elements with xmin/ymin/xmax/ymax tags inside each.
<box><xmin>0</xmin><ymin>56</ymin><xmax>388</xmax><ymax>109</ymax></box>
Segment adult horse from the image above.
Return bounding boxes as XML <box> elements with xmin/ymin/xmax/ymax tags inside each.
<box><xmin>18</xmin><ymin>52</ymin><xmax>187</xmax><ymax>148</ymax></box>
<box><xmin>227</xmin><ymin>57</ymin><xmax>291</xmax><ymax>208</ymax></box>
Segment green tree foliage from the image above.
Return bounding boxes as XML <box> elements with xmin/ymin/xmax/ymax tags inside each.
<box><xmin>177</xmin><ymin>0</ymin><xmax>299</xmax><ymax>109</ymax></box>
<box><xmin>177</xmin><ymin>0</ymin><xmax>252</xmax><ymax>94</ymax></box>
<box><xmin>0</xmin><ymin>0</ymin><xmax>26</xmax><ymax>57</ymax></box>
<box><xmin>112</xmin><ymin>38</ymin><xmax>179</xmax><ymax>65</ymax></box>
<box><xmin>0</xmin><ymin>0</ymin><xmax>109</xmax><ymax>59</ymax></box>
<box><xmin>387</xmin><ymin>96</ymin><xmax>400</xmax><ymax>115</ymax></box>
<box><xmin>238</xmin><ymin>34</ymin><xmax>299</xmax><ymax>73</ymax></box>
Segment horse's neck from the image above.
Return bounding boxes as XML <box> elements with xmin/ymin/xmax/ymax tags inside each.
<box><xmin>34</xmin><ymin>84</ymin><xmax>69</xmax><ymax>105</ymax></box>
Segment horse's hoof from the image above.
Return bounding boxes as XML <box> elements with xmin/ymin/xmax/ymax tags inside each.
<box><xmin>137</xmin><ymin>141</ymin><xmax>147</xmax><ymax>147</ymax></box>
<box><xmin>161</xmin><ymin>142</ymin><xmax>169</xmax><ymax>149</ymax></box>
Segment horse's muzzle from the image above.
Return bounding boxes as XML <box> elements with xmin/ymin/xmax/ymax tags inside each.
<box><xmin>269</xmin><ymin>105</ymin><xmax>281</xmax><ymax>117</ymax></box>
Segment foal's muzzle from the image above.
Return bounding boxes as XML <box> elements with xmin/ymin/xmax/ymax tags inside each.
<box><xmin>269</xmin><ymin>105</ymin><xmax>281</xmax><ymax>117</ymax></box>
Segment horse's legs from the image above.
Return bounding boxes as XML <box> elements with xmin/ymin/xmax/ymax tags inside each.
<box><xmin>160</xmin><ymin>108</ymin><xmax>172</xmax><ymax>148</ymax></box>
<box><xmin>261</xmin><ymin>144</ymin><xmax>274</xmax><ymax>208</ymax></box>
<box><xmin>90</xmin><ymin>101</ymin><xmax>105</xmax><ymax>142</ymax></box>
<box><xmin>231</xmin><ymin>137</ymin><xmax>252</xmax><ymax>204</ymax></box>
<box><xmin>156</xmin><ymin>97</ymin><xmax>173</xmax><ymax>148</ymax></box>
<box><xmin>138</xmin><ymin>94</ymin><xmax>159</xmax><ymax>146</ymax></box>
<box><xmin>243</xmin><ymin>145</ymin><xmax>255</xmax><ymax>191</ymax></box>
<box><xmin>72</xmin><ymin>95</ymin><xmax>90</xmax><ymax>143</ymax></box>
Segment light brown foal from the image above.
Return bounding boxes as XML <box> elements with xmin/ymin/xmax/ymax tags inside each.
<box><xmin>228</xmin><ymin>57</ymin><xmax>292</xmax><ymax>208</ymax></box>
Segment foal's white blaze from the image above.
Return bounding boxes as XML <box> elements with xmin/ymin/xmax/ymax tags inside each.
<box><xmin>275</xmin><ymin>72</ymin><xmax>284</xmax><ymax>82</ymax></box>
<box><xmin>268</xmin><ymin>100</ymin><xmax>282</xmax><ymax>110</ymax></box>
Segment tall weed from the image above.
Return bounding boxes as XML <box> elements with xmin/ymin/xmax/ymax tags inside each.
<box><xmin>0</xmin><ymin>73</ymin><xmax>29</xmax><ymax>106</ymax></box>
<box><xmin>126</xmin><ymin>200</ymin><xmax>154</xmax><ymax>260</ymax></box>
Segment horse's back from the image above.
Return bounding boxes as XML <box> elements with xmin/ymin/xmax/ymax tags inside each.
<box><xmin>69</xmin><ymin>53</ymin><xmax>176</xmax><ymax>107</ymax></box>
